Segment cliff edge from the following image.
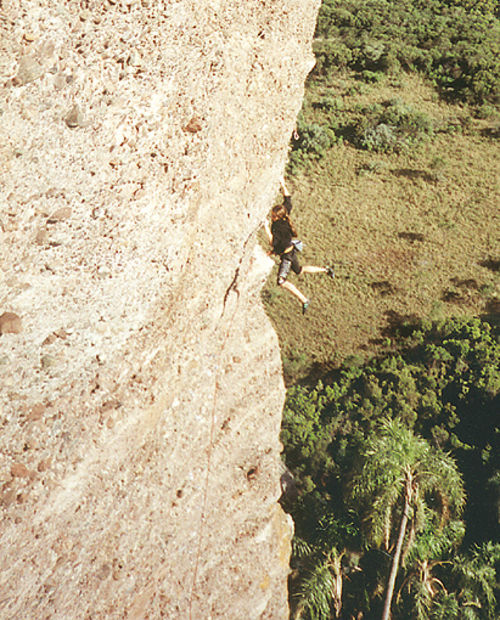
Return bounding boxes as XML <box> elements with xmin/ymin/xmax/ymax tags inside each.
<box><xmin>0</xmin><ymin>1</ymin><xmax>320</xmax><ymax>617</ymax></box>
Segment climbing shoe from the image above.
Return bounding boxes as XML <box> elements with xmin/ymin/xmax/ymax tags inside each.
<box><xmin>326</xmin><ymin>265</ymin><xmax>335</xmax><ymax>280</ymax></box>
<box><xmin>302</xmin><ymin>300</ymin><xmax>310</xmax><ymax>315</ymax></box>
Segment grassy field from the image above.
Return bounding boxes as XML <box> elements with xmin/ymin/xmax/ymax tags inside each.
<box><xmin>262</xmin><ymin>72</ymin><xmax>499</xmax><ymax>385</ymax></box>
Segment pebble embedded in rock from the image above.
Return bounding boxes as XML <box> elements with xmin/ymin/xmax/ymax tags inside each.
<box><xmin>0</xmin><ymin>487</ymin><xmax>16</xmax><ymax>508</ymax></box>
<box><xmin>47</xmin><ymin>207</ymin><xmax>72</xmax><ymax>223</ymax></box>
<box><xmin>42</xmin><ymin>333</ymin><xmax>57</xmax><ymax>345</ymax></box>
<box><xmin>35</xmin><ymin>227</ymin><xmax>48</xmax><ymax>245</ymax></box>
<box><xmin>13</xmin><ymin>56</ymin><xmax>44</xmax><ymax>85</ymax></box>
<box><xmin>28</xmin><ymin>403</ymin><xmax>45</xmax><ymax>421</ymax></box>
<box><xmin>0</xmin><ymin>312</ymin><xmax>22</xmax><ymax>335</ymax></box>
<box><xmin>128</xmin><ymin>50</ymin><xmax>141</xmax><ymax>67</ymax></box>
<box><xmin>184</xmin><ymin>117</ymin><xmax>202</xmax><ymax>133</ymax></box>
<box><xmin>37</xmin><ymin>458</ymin><xmax>52</xmax><ymax>473</ymax></box>
<box><xmin>11</xmin><ymin>463</ymin><xmax>30</xmax><ymax>478</ymax></box>
<box><xmin>96</xmin><ymin>564</ymin><xmax>111</xmax><ymax>580</ymax></box>
<box><xmin>65</xmin><ymin>104</ymin><xmax>85</xmax><ymax>128</ymax></box>
<box><xmin>39</xmin><ymin>40</ymin><xmax>55</xmax><ymax>60</ymax></box>
<box><xmin>53</xmin><ymin>74</ymin><xmax>66</xmax><ymax>90</ymax></box>
<box><xmin>41</xmin><ymin>355</ymin><xmax>57</xmax><ymax>369</ymax></box>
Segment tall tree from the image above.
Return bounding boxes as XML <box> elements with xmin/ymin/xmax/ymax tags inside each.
<box><xmin>448</xmin><ymin>541</ymin><xmax>500</xmax><ymax>619</ymax></box>
<box><xmin>291</xmin><ymin>515</ymin><xmax>358</xmax><ymax>619</ymax></box>
<box><xmin>395</xmin><ymin>520</ymin><xmax>465</xmax><ymax>618</ymax></box>
<box><xmin>349</xmin><ymin>419</ymin><xmax>465</xmax><ymax>620</ymax></box>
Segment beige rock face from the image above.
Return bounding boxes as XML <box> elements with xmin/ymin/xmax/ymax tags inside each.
<box><xmin>0</xmin><ymin>1</ymin><xmax>319</xmax><ymax>617</ymax></box>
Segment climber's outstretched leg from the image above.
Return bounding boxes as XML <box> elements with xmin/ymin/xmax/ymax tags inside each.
<box><xmin>301</xmin><ymin>265</ymin><xmax>326</xmax><ymax>275</ymax></box>
<box><xmin>280</xmin><ymin>280</ymin><xmax>307</xmax><ymax>304</ymax></box>
<box><xmin>301</xmin><ymin>265</ymin><xmax>335</xmax><ymax>278</ymax></box>
<box><xmin>279</xmin><ymin>281</ymin><xmax>309</xmax><ymax>314</ymax></box>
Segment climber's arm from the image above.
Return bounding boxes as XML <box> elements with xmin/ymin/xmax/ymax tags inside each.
<box><xmin>263</xmin><ymin>220</ymin><xmax>273</xmax><ymax>245</ymax></box>
<box><xmin>279</xmin><ymin>175</ymin><xmax>290</xmax><ymax>197</ymax></box>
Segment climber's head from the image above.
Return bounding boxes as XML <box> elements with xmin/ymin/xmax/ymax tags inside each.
<box><xmin>271</xmin><ymin>203</ymin><xmax>288</xmax><ymax>222</ymax></box>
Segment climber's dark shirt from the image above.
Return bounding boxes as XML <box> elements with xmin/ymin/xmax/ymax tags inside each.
<box><xmin>271</xmin><ymin>195</ymin><xmax>294</xmax><ymax>255</ymax></box>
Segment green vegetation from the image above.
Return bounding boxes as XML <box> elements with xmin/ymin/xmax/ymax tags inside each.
<box><xmin>289</xmin><ymin>0</ymin><xmax>500</xmax><ymax>175</ymax></box>
<box><xmin>263</xmin><ymin>2</ymin><xmax>500</xmax><ymax>617</ymax></box>
<box><xmin>262</xmin><ymin>1</ymin><xmax>499</xmax><ymax>384</ymax></box>
<box><xmin>314</xmin><ymin>0</ymin><xmax>500</xmax><ymax>105</ymax></box>
<box><xmin>288</xmin><ymin>113</ymin><xmax>341</xmax><ymax>173</ymax></box>
<box><xmin>351</xmin><ymin>419</ymin><xmax>465</xmax><ymax>620</ymax></box>
<box><xmin>353</xmin><ymin>99</ymin><xmax>434</xmax><ymax>153</ymax></box>
<box><xmin>281</xmin><ymin>318</ymin><xmax>499</xmax><ymax>619</ymax></box>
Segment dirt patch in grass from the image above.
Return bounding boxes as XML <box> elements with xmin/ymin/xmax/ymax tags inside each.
<box><xmin>262</xmin><ymin>73</ymin><xmax>499</xmax><ymax>384</ymax></box>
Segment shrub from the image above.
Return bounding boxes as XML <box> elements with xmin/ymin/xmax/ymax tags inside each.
<box><xmin>475</xmin><ymin>103</ymin><xmax>497</xmax><ymax>119</ymax></box>
<box><xmin>443</xmin><ymin>0</ymin><xmax>499</xmax><ymax>15</ymax></box>
<box><xmin>361</xmin><ymin>123</ymin><xmax>397</xmax><ymax>152</ymax></box>
<box><xmin>313</xmin><ymin>39</ymin><xmax>354</xmax><ymax>74</ymax></box>
<box><xmin>354</xmin><ymin>100</ymin><xmax>434</xmax><ymax>152</ymax></box>
<box><xmin>360</xmin><ymin>39</ymin><xmax>385</xmax><ymax>67</ymax></box>
<box><xmin>287</xmin><ymin>114</ymin><xmax>339</xmax><ymax>172</ymax></box>
<box><xmin>314</xmin><ymin>94</ymin><xmax>345</xmax><ymax>111</ymax></box>
<box><xmin>360</xmin><ymin>69</ymin><xmax>385</xmax><ymax>83</ymax></box>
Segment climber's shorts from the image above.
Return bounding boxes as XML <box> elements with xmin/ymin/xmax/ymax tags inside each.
<box><xmin>277</xmin><ymin>249</ymin><xmax>302</xmax><ymax>285</ymax></box>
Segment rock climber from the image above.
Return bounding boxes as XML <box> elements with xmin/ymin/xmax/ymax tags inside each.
<box><xmin>264</xmin><ymin>176</ymin><xmax>334</xmax><ymax>314</ymax></box>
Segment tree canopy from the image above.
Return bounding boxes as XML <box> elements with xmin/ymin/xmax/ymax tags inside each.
<box><xmin>282</xmin><ymin>318</ymin><xmax>499</xmax><ymax>619</ymax></box>
<box><xmin>314</xmin><ymin>0</ymin><xmax>500</xmax><ymax>104</ymax></box>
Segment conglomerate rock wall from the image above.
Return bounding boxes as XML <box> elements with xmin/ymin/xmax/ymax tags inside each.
<box><xmin>0</xmin><ymin>1</ymin><xmax>320</xmax><ymax>617</ymax></box>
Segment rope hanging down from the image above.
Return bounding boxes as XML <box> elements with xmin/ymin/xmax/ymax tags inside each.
<box><xmin>187</xmin><ymin>226</ymin><xmax>259</xmax><ymax>618</ymax></box>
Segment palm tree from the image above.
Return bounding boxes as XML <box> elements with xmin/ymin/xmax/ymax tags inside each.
<box><xmin>449</xmin><ymin>541</ymin><xmax>500</xmax><ymax>619</ymax></box>
<box><xmin>349</xmin><ymin>418</ymin><xmax>465</xmax><ymax>620</ymax></box>
<box><xmin>291</xmin><ymin>515</ymin><xmax>358</xmax><ymax>619</ymax></box>
<box><xmin>423</xmin><ymin>542</ymin><xmax>500</xmax><ymax>619</ymax></box>
<box><xmin>293</xmin><ymin>546</ymin><xmax>344</xmax><ymax>620</ymax></box>
<box><xmin>395</xmin><ymin>520</ymin><xmax>465</xmax><ymax>619</ymax></box>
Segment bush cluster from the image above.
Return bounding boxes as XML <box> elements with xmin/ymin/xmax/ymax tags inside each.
<box><xmin>354</xmin><ymin>99</ymin><xmax>434</xmax><ymax>152</ymax></box>
<box><xmin>287</xmin><ymin>113</ymin><xmax>341</xmax><ymax>173</ymax></box>
<box><xmin>314</xmin><ymin>0</ymin><xmax>500</xmax><ymax>104</ymax></box>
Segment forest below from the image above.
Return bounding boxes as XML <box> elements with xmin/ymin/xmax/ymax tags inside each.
<box><xmin>262</xmin><ymin>1</ymin><xmax>500</xmax><ymax>619</ymax></box>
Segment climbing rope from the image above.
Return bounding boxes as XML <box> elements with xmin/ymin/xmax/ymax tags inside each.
<box><xmin>187</xmin><ymin>223</ymin><xmax>264</xmax><ymax>618</ymax></box>
<box><xmin>187</xmin><ymin>260</ymin><xmax>244</xmax><ymax>619</ymax></box>
<box><xmin>187</xmin><ymin>324</ymin><xmax>235</xmax><ymax>617</ymax></box>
